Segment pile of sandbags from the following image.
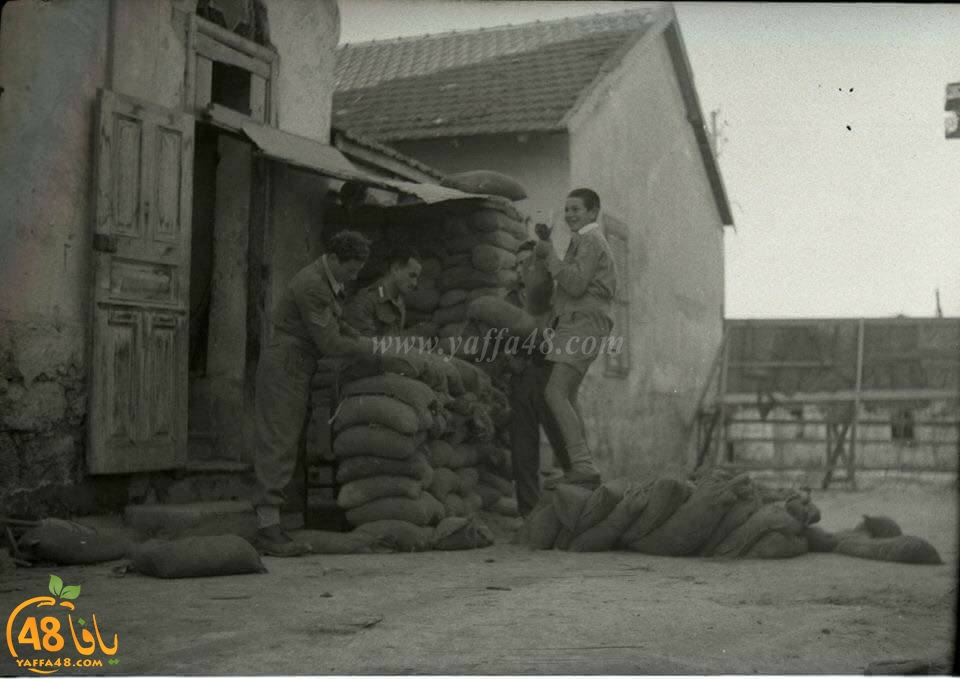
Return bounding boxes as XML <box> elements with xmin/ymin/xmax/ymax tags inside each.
<box><xmin>515</xmin><ymin>469</ymin><xmax>943</xmax><ymax>564</ymax></box>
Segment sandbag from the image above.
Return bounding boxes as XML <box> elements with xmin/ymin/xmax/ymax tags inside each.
<box><xmin>628</xmin><ymin>473</ymin><xmax>744</xmax><ymax>556</ymax></box>
<box><xmin>466</xmin><ymin>287</ymin><xmax>509</xmax><ymax>303</ymax></box>
<box><xmin>353</xmin><ymin>520</ymin><xmax>435</xmax><ymax>552</ymax></box>
<box><xmin>420</xmin><ymin>257</ymin><xmax>444</xmax><ymax>278</ymax></box>
<box><xmin>619</xmin><ymin>477</ymin><xmax>691</xmax><ymax>547</ymax></box>
<box><xmin>449</xmin><ymin>443</ymin><xmax>480</xmax><ymax>469</ymax></box>
<box><xmin>429</xmin><ymin>467</ymin><xmax>464</xmax><ymax>498</ymax></box>
<box><xmin>834</xmin><ymin>533</ymin><xmax>943</xmax><ymax>565</ymax></box>
<box><xmin>434</xmin><ymin>303</ymin><xmax>468</xmax><ymax>327</ymax></box>
<box><xmin>427</xmin><ymin>439</ymin><xmax>456</xmax><ymax>468</ymax></box>
<box><xmin>698</xmin><ymin>488</ymin><xmax>763</xmax><ymax>557</ymax></box>
<box><xmin>568</xmin><ymin>484</ymin><xmax>652</xmax><ymax>552</ymax></box>
<box><xmin>18</xmin><ymin>520</ymin><xmax>132</xmax><ymax>565</ymax></box>
<box><xmin>463</xmin><ymin>492</ymin><xmax>484</xmax><ymax>515</ymax></box>
<box><xmin>439</xmin><ymin>289</ymin><xmax>468</xmax><ymax>307</ymax></box>
<box><xmin>472</xmin><ymin>245</ymin><xmax>517</xmax><ymax>274</ymax></box>
<box><xmin>346</xmin><ymin>493</ymin><xmax>445</xmax><ymax>528</ymax></box>
<box><xmin>441</xmin><ymin>171</ymin><xmax>527</xmax><ymax>201</ymax></box>
<box><xmin>521</xmin><ymin>499</ymin><xmax>563</xmax><ymax>549</ymax></box>
<box><xmin>334</xmin><ymin>426</ymin><xmax>425</xmax><ymax>460</ymax></box>
<box><xmin>442</xmin><ymin>493</ymin><xmax>467</xmax><ymax>518</ymax></box>
<box><xmin>855</xmin><ymin>515</ymin><xmax>903</xmax><ymax>538</ymax></box>
<box><xmin>438</xmin><ymin>266</ymin><xmax>502</xmax><ymax>291</ymax></box>
<box><xmin>477</xmin><ymin>484</ymin><xmax>501</xmax><ymax>509</ymax></box>
<box><xmin>337</xmin><ymin>452</ymin><xmax>433</xmax><ymax>485</ymax></box>
<box><xmin>447</xmin><ymin>231</ymin><xmax>522</xmax><ymax>255</ymax></box>
<box><xmin>333</xmin><ymin>395</ymin><xmax>421</xmax><ymax>435</ymax></box>
<box><xmin>337</xmin><ymin>475</ymin><xmax>423</xmax><ymax>509</ymax></box>
<box><xmin>405</xmin><ymin>321</ymin><xmax>440</xmax><ymax>339</ymax></box>
<box><xmin>456</xmin><ymin>467</ymin><xmax>480</xmax><ymax>491</ymax></box>
<box><xmin>131</xmin><ymin>535</ymin><xmax>265</xmax><ymax>578</ymax></box>
<box><xmin>803</xmin><ymin>525</ymin><xmax>839</xmax><ymax>553</ymax></box>
<box><xmin>433</xmin><ymin>515</ymin><xmax>495</xmax><ymax>550</ymax></box>
<box><xmin>468</xmin><ymin>209</ymin><xmax>528</xmax><ymax>240</ymax></box>
<box><xmin>552</xmin><ymin>484</ymin><xmax>594</xmax><ymax>531</ymax></box>
<box><xmin>712</xmin><ymin>503</ymin><xmax>804</xmax><ymax>559</ymax></box>
<box><xmin>496</xmin><ymin>269</ymin><xmax>519</xmax><ymax>288</ymax></box>
<box><xmin>443</xmin><ymin>253</ymin><xmax>473</xmax><ymax>270</ymax></box>
<box><xmin>341</xmin><ymin>374</ymin><xmax>439</xmax><ymax>419</ymax></box>
<box><xmin>745</xmin><ymin>531</ymin><xmax>809</xmax><ymax>559</ymax></box>
<box><xmin>492</xmin><ymin>496</ymin><xmax>520</xmax><ymax>518</ymax></box>
<box><xmin>467</xmin><ymin>296</ymin><xmax>538</xmax><ymax>338</ymax></box>
<box><xmin>571</xmin><ymin>481</ymin><xmax>628</xmax><ymax>537</ymax></box>
<box><xmin>405</xmin><ymin>288</ymin><xmax>441</xmax><ymax>312</ymax></box>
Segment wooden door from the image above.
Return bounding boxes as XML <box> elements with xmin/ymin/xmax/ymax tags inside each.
<box><xmin>88</xmin><ymin>89</ymin><xmax>194</xmax><ymax>474</ymax></box>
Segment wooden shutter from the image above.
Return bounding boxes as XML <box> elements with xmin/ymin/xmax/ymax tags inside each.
<box><xmin>88</xmin><ymin>89</ymin><xmax>194</xmax><ymax>473</ymax></box>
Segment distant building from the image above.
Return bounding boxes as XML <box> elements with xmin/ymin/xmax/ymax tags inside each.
<box><xmin>334</xmin><ymin>6</ymin><xmax>734</xmax><ymax>475</ymax></box>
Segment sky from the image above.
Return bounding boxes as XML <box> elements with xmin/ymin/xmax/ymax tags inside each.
<box><xmin>338</xmin><ymin>2</ymin><xmax>960</xmax><ymax>319</ymax></box>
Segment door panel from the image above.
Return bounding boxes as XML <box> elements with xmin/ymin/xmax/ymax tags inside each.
<box><xmin>88</xmin><ymin>89</ymin><xmax>194</xmax><ymax>474</ymax></box>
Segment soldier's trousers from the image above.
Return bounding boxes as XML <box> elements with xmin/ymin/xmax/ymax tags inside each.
<box><xmin>253</xmin><ymin>334</ymin><xmax>316</xmax><ymax>509</ymax></box>
<box><xmin>509</xmin><ymin>358</ymin><xmax>572</xmax><ymax>516</ymax></box>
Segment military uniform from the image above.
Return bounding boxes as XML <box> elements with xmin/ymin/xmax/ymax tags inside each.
<box><xmin>507</xmin><ymin>254</ymin><xmax>571</xmax><ymax>516</ymax></box>
<box><xmin>253</xmin><ymin>255</ymin><xmax>360</xmax><ymax>513</ymax></box>
<box><xmin>342</xmin><ymin>280</ymin><xmax>406</xmax><ymax>337</ymax></box>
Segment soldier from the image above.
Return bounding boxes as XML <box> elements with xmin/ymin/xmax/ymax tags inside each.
<box><xmin>507</xmin><ymin>240</ymin><xmax>571</xmax><ymax>515</ymax></box>
<box><xmin>342</xmin><ymin>243</ymin><xmax>422</xmax><ymax>338</ymax></box>
<box><xmin>252</xmin><ymin>230</ymin><xmax>378</xmax><ymax>557</ymax></box>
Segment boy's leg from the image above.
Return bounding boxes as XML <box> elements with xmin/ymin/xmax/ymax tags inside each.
<box><xmin>544</xmin><ymin>362</ymin><xmax>600</xmax><ymax>487</ymax></box>
<box><xmin>533</xmin><ymin>361</ymin><xmax>571</xmax><ymax>471</ymax></box>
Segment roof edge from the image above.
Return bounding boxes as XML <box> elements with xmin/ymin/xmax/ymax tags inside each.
<box><xmin>660</xmin><ymin>7</ymin><xmax>734</xmax><ymax>226</ymax></box>
<box><xmin>337</xmin><ymin>6</ymin><xmax>661</xmax><ymax>50</ymax></box>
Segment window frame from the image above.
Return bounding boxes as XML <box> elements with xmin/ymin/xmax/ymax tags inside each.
<box><xmin>185</xmin><ymin>13</ymin><xmax>279</xmax><ymax>130</ymax></box>
<box><xmin>602</xmin><ymin>213</ymin><xmax>632</xmax><ymax>378</ymax></box>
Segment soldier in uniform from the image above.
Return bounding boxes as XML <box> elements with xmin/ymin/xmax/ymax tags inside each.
<box><xmin>252</xmin><ymin>230</ymin><xmax>378</xmax><ymax>557</ymax></box>
<box><xmin>342</xmin><ymin>244</ymin><xmax>422</xmax><ymax>337</ymax></box>
<box><xmin>507</xmin><ymin>240</ymin><xmax>571</xmax><ymax>515</ymax></box>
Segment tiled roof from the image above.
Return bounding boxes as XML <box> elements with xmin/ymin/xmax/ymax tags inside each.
<box><xmin>333</xmin><ymin>9</ymin><xmax>659</xmax><ymax>141</ymax></box>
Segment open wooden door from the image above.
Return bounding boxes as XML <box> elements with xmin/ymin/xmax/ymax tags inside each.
<box><xmin>88</xmin><ymin>89</ymin><xmax>194</xmax><ymax>474</ymax></box>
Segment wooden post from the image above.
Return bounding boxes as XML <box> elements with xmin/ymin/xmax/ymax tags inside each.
<box><xmin>849</xmin><ymin>319</ymin><xmax>865</xmax><ymax>489</ymax></box>
<box><xmin>715</xmin><ymin>331</ymin><xmax>731</xmax><ymax>466</ymax></box>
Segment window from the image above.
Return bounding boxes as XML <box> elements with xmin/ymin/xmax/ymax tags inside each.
<box><xmin>603</xmin><ymin>214</ymin><xmax>631</xmax><ymax>378</ymax></box>
<box><xmin>188</xmin><ymin>12</ymin><xmax>277</xmax><ymax>129</ymax></box>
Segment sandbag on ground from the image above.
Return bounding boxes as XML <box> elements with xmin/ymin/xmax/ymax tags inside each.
<box><xmin>353</xmin><ymin>520</ymin><xmax>435</xmax><ymax>552</ymax></box>
<box><xmin>337</xmin><ymin>476</ymin><xmax>423</xmax><ymax>509</ymax></box>
<box><xmin>519</xmin><ymin>497</ymin><xmax>563</xmax><ymax>549</ymax></box>
<box><xmin>711</xmin><ymin>502</ymin><xmax>805</xmax><ymax>559</ymax></box>
<box><xmin>568</xmin><ymin>483</ymin><xmax>653</xmax><ymax>552</ymax></box>
<box><xmin>333</xmin><ymin>396</ymin><xmax>421</xmax><ymax>435</ymax></box>
<box><xmin>334</xmin><ymin>426</ymin><xmax>426</xmax><ymax>460</ymax></box>
<box><xmin>745</xmin><ymin>530</ymin><xmax>809</xmax><ymax>559</ymax></box>
<box><xmin>337</xmin><ymin>452</ymin><xmax>434</xmax><ymax>485</ymax></box>
<box><xmin>131</xmin><ymin>535</ymin><xmax>266</xmax><ymax>578</ymax></box>
<box><xmin>629</xmin><ymin>472</ymin><xmax>746</xmax><ymax>556</ymax></box>
<box><xmin>619</xmin><ymin>477</ymin><xmax>692</xmax><ymax>547</ymax></box>
<box><xmin>834</xmin><ymin>533</ymin><xmax>943</xmax><ymax>565</ymax></box>
<box><xmin>698</xmin><ymin>486</ymin><xmax>764</xmax><ymax>557</ymax></box>
<box><xmin>17</xmin><ymin>520</ymin><xmax>133</xmax><ymax>565</ymax></box>
<box><xmin>346</xmin><ymin>493</ymin><xmax>446</xmax><ymax>528</ymax></box>
<box><xmin>433</xmin><ymin>515</ymin><xmax>495</xmax><ymax>550</ymax></box>
<box><xmin>298</xmin><ymin>530</ymin><xmax>394</xmax><ymax>555</ymax></box>
<box><xmin>571</xmin><ymin>481</ymin><xmax>628</xmax><ymax>537</ymax></box>
<box><xmin>855</xmin><ymin>514</ymin><xmax>903</xmax><ymax>538</ymax></box>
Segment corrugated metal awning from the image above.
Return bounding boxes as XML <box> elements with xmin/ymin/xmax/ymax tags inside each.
<box><xmin>241</xmin><ymin>122</ymin><xmax>476</xmax><ymax>205</ymax></box>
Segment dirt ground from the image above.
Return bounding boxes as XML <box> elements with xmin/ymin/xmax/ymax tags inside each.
<box><xmin>2</xmin><ymin>479</ymin><xmax>957</xmax><ymax>676</ymax></box>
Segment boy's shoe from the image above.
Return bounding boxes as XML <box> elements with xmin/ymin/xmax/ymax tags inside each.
<box><xmin>254</xmin><ymin>525</ymin><xmax>311</xmax><ymax>557</ymax></box>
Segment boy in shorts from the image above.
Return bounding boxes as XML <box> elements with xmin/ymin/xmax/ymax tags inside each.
<box><xmin>534</xmin><ymin>188</ymin><xmax>618</xmax><ymax>488</ymax></box>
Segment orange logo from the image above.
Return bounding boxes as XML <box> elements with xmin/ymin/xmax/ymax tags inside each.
<box><xmin>6</xmin><ymin>575</ymin><xmax>118</xmax><ymax>674</ymax></box>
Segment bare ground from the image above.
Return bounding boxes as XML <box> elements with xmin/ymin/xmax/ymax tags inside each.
<box><xmin>1</xmin><ymin>480</ymin><xmax>956</xmax><ymax>675</ymax></box>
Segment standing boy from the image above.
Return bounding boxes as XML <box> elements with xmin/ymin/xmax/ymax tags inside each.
<box><xmin>535</xmin><ymin>188</ymin><xmax>618</xmax><ymax>488</ymax></box>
